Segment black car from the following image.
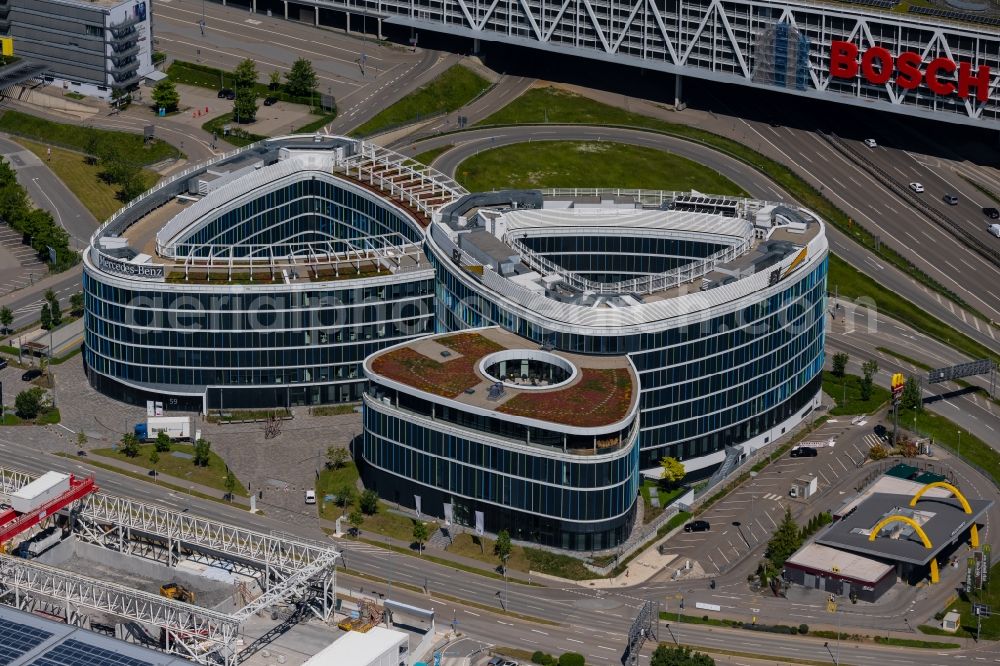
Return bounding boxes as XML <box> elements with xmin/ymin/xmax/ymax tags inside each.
<box><xmin>217</xmin><ymin>88</ymin><xmax>235</xmax><ymax>99</ymax></box>
<box><xmin>684</xmin><ymin>520</ymin><xmax>710</xmax><ymax>533</ymax></box>
<box><xmin>21</xmin><ymin>368</ymin><xmax>42</xmax><ymax>381</ymax></box>
<box><xmin>873</xmin><ymin>424</ymin><xmax>888</xmax><ymax>440</ymax></box>
<box><xmin>790</xmin><ymin>446</ymin><xmax>818</xmax><ymax>458</ymax></box>
<box><xmin>0</xmin><ymin>359</ymin><xmax>7</xmax><ymax>370</ymax></box>
<box><xmin>263</xmin><ymin>96</ymin><xmax>278</xmax><ymax>106</ymax></box>
<box><xmin>983</xmin><ymin>207</ymin><xmax>1000</xmax><ymax>219</ymax></box>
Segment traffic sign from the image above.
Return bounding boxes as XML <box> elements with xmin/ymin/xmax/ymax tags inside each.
<box><xmin>973</xmin><ymin>604</ymin><xmax>991</xmax><ymax>617</ymax></box>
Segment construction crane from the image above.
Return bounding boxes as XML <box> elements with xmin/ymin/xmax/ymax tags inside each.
<box><xmin>0</xmin><ymin>472</ymin><xmax>97</xmax><ymax>547</ymax></box>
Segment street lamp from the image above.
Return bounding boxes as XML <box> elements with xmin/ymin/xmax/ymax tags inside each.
<box><xmin>957</xmin><ymin>430</ymin><xmax>962</xmax><ymax>460</ymax></box>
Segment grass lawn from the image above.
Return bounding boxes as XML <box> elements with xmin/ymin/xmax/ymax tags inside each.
<box><xmin>316</xmin><ymin>461</ymin><xmax>361</xmax><ymax>520</ymax></box>
<box><xmin>907</xmin><ymin>407</ymin><xmax>1000</xmax><ymax>488</ymax></box>
<box><xmin>202</xmin><ymin>113</ymin><xmax>267</xmax><ymax>148</ymax></box>
<box><xmin>1</xmin><ymin>409</ymin><xmax>59</xmax><ymax>425</ymax></box>
<box><xmin>413</xmin><ymin>144</ymin><xmax>453</xmax><ymax>166</ymax></box>
<box><xmin>821</xmin><ymin>371</ymin><xmax>891</xmax><ymax>416</ymax></box>
<box><xmin>93</xmin><ymin>442</ymin><xmax>248</xmax><ymax>496</ymax></box>
<box><xmin>15</xmin><ymin>139</ymin><xmax>158</xmax><ymax>221</ymax></box>
<box><xmin>350</xmin><ymin>65</ymin><xmax>490</xmax><ymax>137</ymax></box>
<box><xmin>921</xmin><ymin>565</ymin><xmax>999</xmax><ymax>640</ymax></box>
<box><xmin>455</xmin><ymin>140</ymin><xmax>748</xmax><ymax>194</ymax></box>
<box><xmin>479</xmin><ymin>87</ymin><xmax>998</xmax><ymax>355</ymax></box>
<box><xmin>445</xmin><ymin>533</ymin><xmax>598</xmax><ymax>580</ymax></box>
<box><xmin>166</xmin><ymin>61</ymin><xmax>319</xmax><ymax>107</ymax></box>
<box><xmin>640</xmin><ymin>480</ymin><xmax>686</xmax><ymax>524</ymax></box>
<box><xmin>0</xmin><ymin>110</ymin><xmax>182</xmax><ymax>165</ymax></box>
<box><xmin>293</xmin><ymin>110</ymin><xmax>339</xmax><ymax>134</ymax></box>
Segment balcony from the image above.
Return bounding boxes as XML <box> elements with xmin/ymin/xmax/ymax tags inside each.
<box><xmin>110</xmin><ymin>43</ymin><xmax>139</xmax><ymax>60</ymax></box>
<box><xmin>109</xmin><ymin>14</ymin><xmax>141</xmax><ymax>33</ymax></box>
<box><xmin>110</xmin><ymin>58</ymin><xmax>138</xmax><ymax>77</ymax></box>
<box><xmin>108</xmin><ymin>30</ymin><xmax>138</xmax><ymax>49</ymax></box>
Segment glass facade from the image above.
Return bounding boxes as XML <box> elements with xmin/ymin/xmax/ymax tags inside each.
<box><xmin>361</xmin><ymin>393</ymin><xmax>640</xmax><ymax>550</ymax></box>
<box><xmin>521</xmin><ymin>235</ymin><xmax>726</xmax><ymax>283</ymax></box>
<box><xmin>430</xmin><ymin>244</ymin><xmax>828</xmax><ymax>468</ymax></box>
<box><xmin>84</xmin><ymin>176</ymin><xmax>435</xmax><ymax>409</ymax></box>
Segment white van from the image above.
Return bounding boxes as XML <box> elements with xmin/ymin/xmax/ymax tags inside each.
<box><xmin>990</xmin><ymin>223</ymin><xmax>1000</xmax><ymax>238</ymax></box>
<box><xmin>304</xmin><ymin>489</ymin><xmax>316</xmax><ymax>504</ymax></box>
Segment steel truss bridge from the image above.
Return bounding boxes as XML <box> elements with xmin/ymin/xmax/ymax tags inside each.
<box><xmin>303</xmin><ymin>0</ymin><xmax>1000</xmax><ymax>128</ymax></box>
<box><xmin>0</xmin><ymin>467</ymin><xmax>340</xmax><ymax>666</ymax></box>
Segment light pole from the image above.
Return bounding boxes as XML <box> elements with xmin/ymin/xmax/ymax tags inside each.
<box><xmin>957</xmin><ymin>430</ymin><xmax>962</xmax><ymax>460</ymax></box>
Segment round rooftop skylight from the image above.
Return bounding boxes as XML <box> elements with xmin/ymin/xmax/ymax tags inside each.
<box><xmin>479</xmin><ymin>350</ymin><xmax>578</xmax><ymax>391</ymax></box>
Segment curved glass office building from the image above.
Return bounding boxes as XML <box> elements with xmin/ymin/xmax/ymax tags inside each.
<box><xmin>82</xmin><ymin>137</ymin><xmax>451</xmax><ymax>411</ymax></box>
<box><xmin>362</xmin><ymin>327</ymin><xmax>641</xmax><ymax>550</ymax></box>
<box><xmin>427</xmin><ymin>196</ymin><xmax>828</xmax><ymax>472</ymax></box>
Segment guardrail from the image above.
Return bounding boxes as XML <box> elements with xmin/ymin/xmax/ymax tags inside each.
<box><xmin>819</xmin><ymin>131</ymin><xmax>1000</xmax><ymax>269</ymax></box>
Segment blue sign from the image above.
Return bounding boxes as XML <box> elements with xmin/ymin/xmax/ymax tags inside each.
<box><xmin>434</xmin><ymin>652</ymin><xmax>441</xmax><ymax>666</ymax></box>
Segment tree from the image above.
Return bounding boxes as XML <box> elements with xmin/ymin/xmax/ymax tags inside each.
<box><xmin>334</xmin><ymin>484</ymin><xmax>355</xmax><ymax>508</ymax></box>
<box><xmin>224</xmin><ymin>470</ymin><xmax>237</xmax><ymax>499</ymax></box>
<box><xmin>831</xmin><ymin>352</ymin><xmax>849</xmax><ymax>378</ymax></box>
<box><xmin>39</xmin><ymin>302</ymin><xmax>52</xmax><ymax>330</ymax></box>
<box><xmin>46</xmin><ymin>290</ymin><xmax>61</xmax><ymax>327</ymax></box>
<box><xmin>232</xmin><ymin>58</ymin><xmax>258</xmax><ymax>90</ymax></box>
<box><xmin>326</xmin><ymin>446</ymin><xmax>349</xmax><ymax>470</ymax></box>
<box><xmin>348</xmin><ymin>509</ymin><xmax>364</xmax><ymax>535</ymax></box>
<box><xmin>154</xmin><ymin>429</ymin><xmax>171</xmax><ymax>452</ymax></box>
<box><xmin>659</xmin><ymin>456</ymin><xmax>685</xmax><ymax>487</ymax></box>
<box><xmin>14</xmin><ymin>387</ymin><xmax>44</xmax><ymax>419</ymax></box>
<box><xmin>117</xmin><ymin>171</ymin><xmax>147</xmax><ymax>204</ymax></box>
<box><xmin>232</xmin><ymin>87</ymin><xmax>258</xmax><ymax>124</ymax></box>
<box><xmin>149</xmin><ymin>449</ymin><xmax>160</xmax><ymax>478</ymax></box>
<box><xmin>284</xmin><ymin>58</ymin><xmax>317</xmax><ymax>97</ymax></box>
<box><xmin>860</xmin><ymin>359</ymin><xmax>879</xmax><ymax>401</ymax></box>
<box><xmin>494</xmin><ymin>529</ymin><xmax>512</xmax><ymax>573</ymax></box>
<box><xmin>110</xmin><ymin>86</ymin><xmax>132</xmax><ymax>109</ymax></box>
<box><xmin>651</xmin><ymin>644</ymin><xmax>716</xmax><ymax>666</ymax></box>
<box><xmin>119</xmin><ymin>431</ymin><xmax>140</xmax><ymax>458</ymax></box>
<box><xmin>0</xmin><ymin>305</ymin><xmax>12</xmax><ymax>332</ymax></box>
<box><xmin>193</xmin><ymin>438</ymin><xmax>211</xmax><ymax>466</ymax></box>
<box><xmin>558</xmin><ymin>654</ymin><xmax>585</xmax><ymax>666</ymax></box>
<box><xmin>76</xmin><ymin>429</ymin><xmax>88</xmax><ymax>448</ymax></box>
<box><xmin>765</xmin><ymin>506</ymin><xmax>802</xmax><ymax>569</ymax></box>
<box><xmin>268</xmin><ymin>69</ymin><xmax>282</xmax><ymax>90</ymax></box>
<box><xmin>69</xmin><ymin>292</ymin><xmax>84</xmax><ymax>316</ymax></box>
<box><xmin>412</xmin><ymin>522</ymin><xmax>429</xmax><ymax>555</ymax></box>
<box><xmin>151</xmin><ymin>79</ymin><xmax>180</xmax><ymax>113</ymax></box>
<box><xmin>359</xmin><ymin>488</ymin><xmax>379</xmax><ymax>515</ymax></box>
<box><xmin>901</xmin><ymin>375</ymin><xmax>923</xmax><ymax>412</ymax></box>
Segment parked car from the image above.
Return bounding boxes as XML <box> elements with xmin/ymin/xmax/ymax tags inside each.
<box><xmin>943</xmin><ymin>193</ymin><xmax>959</xmax><ymax>205</ymax></box>
<box><xmin>990</xmin><ymin>223</ymin><xmax>1000</xmax><ymax>238</ymax></box>
<box><xmin>863</xmin><ymin>138</ymin><xmax>877</xmax><ymax>148</ymax></box>
<box><xmin>873</xmin><ymin>424</ymin><xmax>888</xmax><ymax>440</ymax></box>
<box><xmin>304</xmin><ymin>489</ymin><xmax>316</xmax><ymax>504</ymax></box>
<box><xmin>684</xmin><ymin>520</ymin><xmax>710</xmax><ymax>533</ymax></box>
<box><xmin>983</xmin><ymin>207</ymin><xmax>1000</xmax><ymax>219</ymax></box>
<box><xmin>908</xmin><ymin>182</ymin><xmax>924</xmax><ymax>193</ymax></box>
<box><xmin>790</xmin><ymin>446</ymin><xmax>818</xmax><ymax>457</ymax></box>
<box><xmin>21</xmin><ymin>368</ymin><xmax>42</xmax><ymax>381</ymax></box>
<box><xmin>0</xmin><ymin>358</ymin><xmax>7</xmax><ymax>370</ymax></box>
<box><xmin>217</xmin><ymin>88</ymin><xmax>235</xmax><ymax>99</ymax></box>
<box><xmin>263</xmin><ymin>96</ymin><xmax>278</xmax><ymax>106</ymax></box>
<box><xmin>487</xmin><ymin>658</ymin><xmax>518</xmax><ymax>666</ymax></box>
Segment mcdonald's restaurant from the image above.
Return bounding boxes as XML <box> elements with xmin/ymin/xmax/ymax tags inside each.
<box><xmin>785</xmin><ymin>482</ymin><xmax>992</xmax><ymax>603</ymax></box>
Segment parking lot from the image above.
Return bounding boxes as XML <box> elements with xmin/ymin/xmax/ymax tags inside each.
<box><xmin>662</xmin><ymin>416</ymin><xmax>884</xmax><ymax>576</ymax></box>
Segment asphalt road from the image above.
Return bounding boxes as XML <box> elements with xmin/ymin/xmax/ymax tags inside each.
<box><xmin>397</xmin><ymin>125</ymin><xmax>999</xmax><ymax>356</ymax></box>
<box><xmin>0</xmin><ymin>136</ymin><xmax>96</xmax><ymax>249</ymax></box>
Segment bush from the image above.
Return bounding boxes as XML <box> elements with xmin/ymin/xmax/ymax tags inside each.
<box><xmin>558</xmin><ymin>654</ymin><xmax>585</xmax><ymax>666</ymax></box>
<box><xmin>799</xmin><ymin>623</ymin><xmax>809</xmax><ymax>634</ymax></box>
<box><xmin>14</xmin><ymin>386</ymin><xmax>45</xmax><ymax>419</ymax></box>
<box><xmin>532</xmin><ymin>652</ymin><xmax>555</xmax><ymax>666</ymax></box>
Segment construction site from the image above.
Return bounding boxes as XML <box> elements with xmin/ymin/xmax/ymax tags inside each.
<box><xmin>0</xmin><ymin>466</ymin><xmax>344</xmax><ymax>665</ymax></box>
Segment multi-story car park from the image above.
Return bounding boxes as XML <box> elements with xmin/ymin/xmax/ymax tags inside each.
<box><xmin>265</xmin><ymin>0</ymin><xmax>1000</xmax><ymax>129</ymax></box>
<box><xmin>85</xmin><ymin>135</ymin><xmax>827</xmax><ymax>482</ymax></box>
<box><xmin>362</xmin><ymin>326</ymin><xmax>641</xmax><ymax>550</ymax></box>
<box><xmin>0</xmin><ymin>0</ymin><xmax>153</xmax><ymax>98</ymax></box>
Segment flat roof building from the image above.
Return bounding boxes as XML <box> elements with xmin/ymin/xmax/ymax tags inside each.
<box><xmin>784</xmin><ymin>543</ymin><xmax>895</xmax><ymax>602</ymax></box>
<box><xmin>303</xmin><ymin>626</ymin><xmax>408</xmax><ymax>666</ymax></box>
<box><xmin>0</xmin><ymin>0</ymin><xmax>154</xmax><ymax>98</ymax></box>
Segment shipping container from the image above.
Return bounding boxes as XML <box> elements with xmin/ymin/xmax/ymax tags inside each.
<box><xmin>10</xmin><ymin>472</ymin><xmax>70</xmax><ymax>514</ymax></box>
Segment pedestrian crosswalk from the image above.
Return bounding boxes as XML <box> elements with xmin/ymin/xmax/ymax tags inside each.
<box><xmin>862</xmin><ymin>434</ymin><xmax>884</xmax><ymax>448</ymax></box>
<box><xmin>760</xmin><ymin>493</ymin><xmax>783</xmax><ymax>501</ymax></box>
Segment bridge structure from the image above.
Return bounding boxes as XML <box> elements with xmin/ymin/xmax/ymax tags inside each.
<box><xmin>0</xmin><ymin>466</ymin><xmax>341</xmax><ymax>665</ymax></box>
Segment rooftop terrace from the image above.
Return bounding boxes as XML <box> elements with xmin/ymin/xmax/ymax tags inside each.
<box><xmin>367</xmin><ymin>327</ymin><xmax>637</xmax><ymax>429</ymax></box>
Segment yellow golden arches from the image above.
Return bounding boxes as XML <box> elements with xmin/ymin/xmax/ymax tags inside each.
<box><xmin>909</xmin><ymin>481</ymin><xmax>972</xmax><ymax>514</ymax></box>
<box><xmin>868</xmin><ymin>515</ymin><xmax>933</xmax><ymax>549</ymax></box>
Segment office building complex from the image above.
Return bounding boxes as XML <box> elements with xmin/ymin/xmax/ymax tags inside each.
<box><xmin>85</xmin><ymin>136</ymin><xmax>828</xmax><ymax>536</ymax></box>
<box><xmin>1</xmin><ymin>0</ymin><xmax>153</xmax><ymax>98</ymax></box>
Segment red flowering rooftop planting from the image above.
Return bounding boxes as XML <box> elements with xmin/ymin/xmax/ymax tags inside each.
<box><xmin>371</xmin><ymin>332</ymin><xmax>503</xmax><ymax>398</ymax></box>
<box><xmin>497</xmin><ymin>368</ymin><xmax>633</xmax><ymax>427</ymax></box>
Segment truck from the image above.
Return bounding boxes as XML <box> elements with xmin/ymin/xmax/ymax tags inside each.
<box><xmin>9</xmin><ymin>472</ymin><xmax>70</xmax><ymax>514</ymax></box>
<box><xmin>134</xmin><ymin>416</ymin><xmax>194</xmax><ymax>442</ymax></box>
<box><xmin>17</xmin><ymin>528</ymin><xmax>62</xmax><ymax>559</ymax></box>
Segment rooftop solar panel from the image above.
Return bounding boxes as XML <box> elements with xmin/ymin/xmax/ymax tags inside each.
<box><xmin>0</xmin><ymin>621</ymin><xmax>53</xmax><ymax>666</ymax></box>
<box><xmin>30</xmin><ymin>640</ymin><xmax>154</xmax><ymax>666</ymax></box>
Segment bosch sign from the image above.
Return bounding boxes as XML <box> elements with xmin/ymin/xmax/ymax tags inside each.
<box><xmin>829</xmin><ymin>41</ymin><xmax>991</xmax><ymax>102</ymax></box>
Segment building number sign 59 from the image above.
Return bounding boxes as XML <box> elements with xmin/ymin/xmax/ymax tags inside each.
<box><xmin>829</xmin><ymin>40</ymin><xmax>992</xmax><ymax>102</ymax></box>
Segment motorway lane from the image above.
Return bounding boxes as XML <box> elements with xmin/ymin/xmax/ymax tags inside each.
<box><xmin>0</xmin><ymin>137</ymin><xmax>97</xmax><ymax>249</ymax></box>
<box><xmin>400</xmin><ymin>126</ymin><xmax>999</xmax><ymax>353</ymax></box>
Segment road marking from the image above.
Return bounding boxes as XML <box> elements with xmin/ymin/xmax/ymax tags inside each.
<box><xmin>567</xmin><ymin>638</ymin><xmax>583</xmax><ymax>644</ymax></box>
<box><xmin>497</xmin><ymin>620</ymin><xmax>512</xmax><ymax>626</ymax></box>
<box><xmin>531</xmin><ymin>629</ymin><xmax>548</xmax><ymax>635</ymax></box>
<box><xmin>597</xmin><ymin>645</ymin><xmax>615</xmax><ymax>651</ymax></box>
<box><xmin>463</xmin><ymin>610</ymin><xmax>479</xmax><ymax>616</ymax></box>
